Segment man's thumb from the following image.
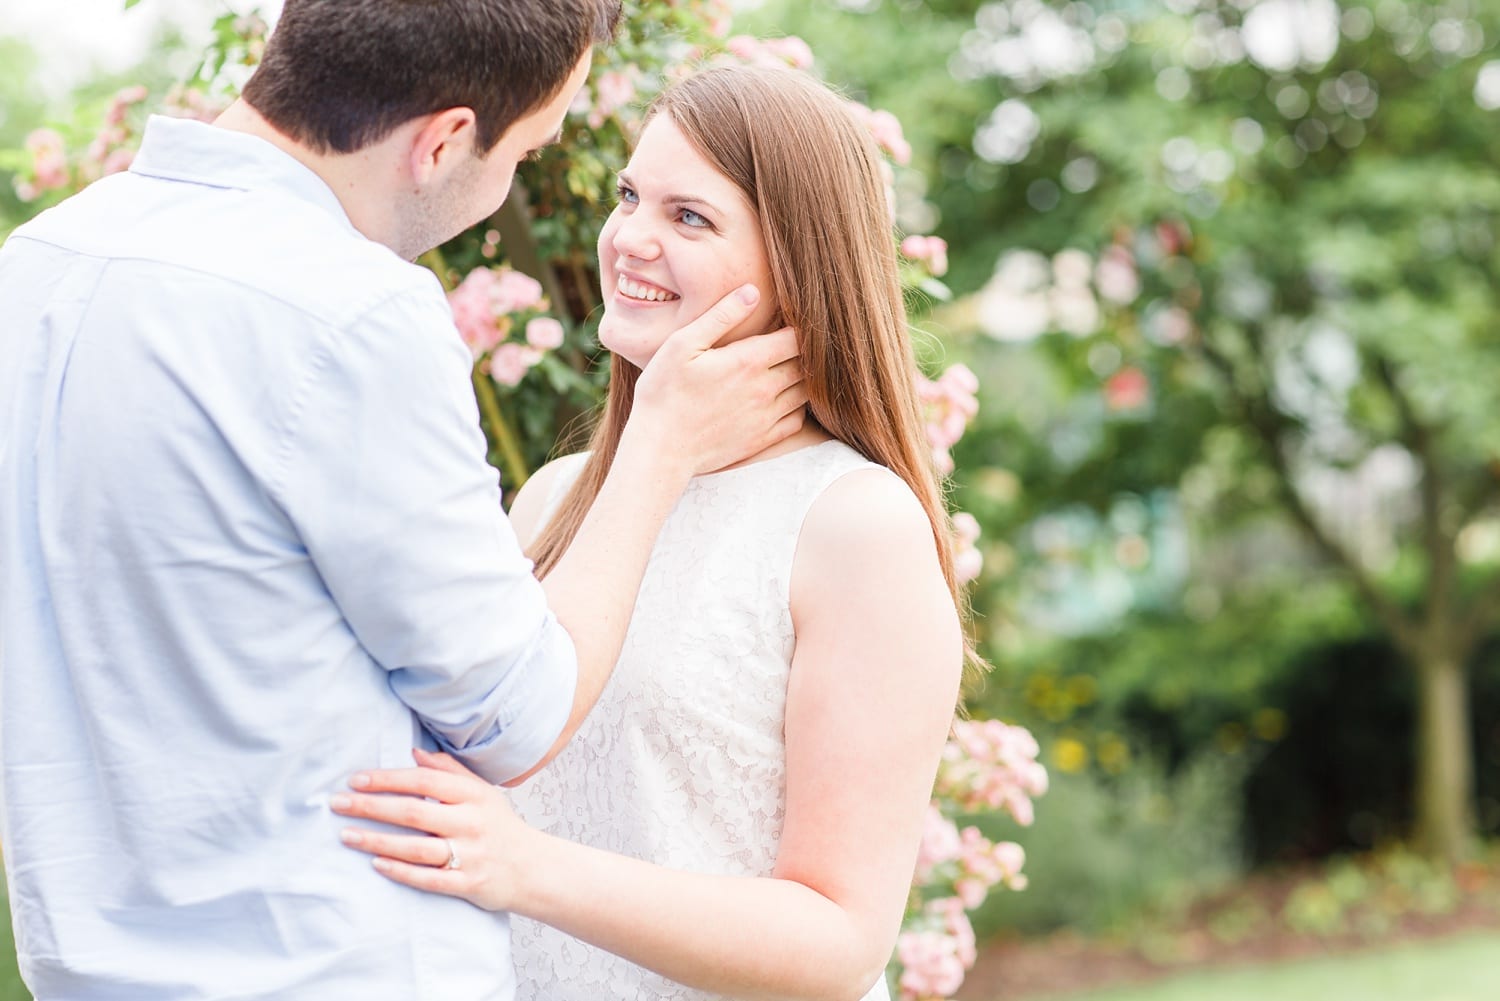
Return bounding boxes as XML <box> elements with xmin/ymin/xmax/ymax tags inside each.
<box><xmin>672</xmin><ymin>284</ymin><xmax>760</xmax><ymax>352</ymax></box>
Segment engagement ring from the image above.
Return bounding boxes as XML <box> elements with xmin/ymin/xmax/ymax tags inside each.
<box><xmin>442</xmin><ymin>838</ymin><xmax>461</xmax><ymax>871</ymax></box>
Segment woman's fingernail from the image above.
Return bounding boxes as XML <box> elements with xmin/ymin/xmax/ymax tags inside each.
<box><xmin>373</xmin><ymin>858</ymin><xmax>393</xmax><ymax>873</ymax></box>
<box><xmin>737</xmin><ymin>285</ymin><xmax>759</xmax><ymax>305</ymax></box>
<box><xmin>330</xmin><ymin>793</ymin><xmax>352</xmax><ymax>810</ymax></box>
<box><xmin>350</xmin><ymin>773</ymin><xmax>371</xmax><ymax>789</ymax></box>
<box><xmin>340</xmin><ymin>828</ymin><xmax>363</xmax><ymax>846</ymax></box>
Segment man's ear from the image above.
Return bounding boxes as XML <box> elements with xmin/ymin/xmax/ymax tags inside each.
<box><xmin>409</xmin><ymin>107</ymin><xmax>478</xmax><ymax>186</ymax></box>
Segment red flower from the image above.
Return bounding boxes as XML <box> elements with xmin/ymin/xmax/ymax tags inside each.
<box><xmin>1105</xmin><ymin>366</ymin><xmax>1150</xmax><ymax>411</ymax></box>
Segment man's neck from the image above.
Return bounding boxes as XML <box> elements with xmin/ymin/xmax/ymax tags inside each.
<box><xmin>214</xmin><ymin>99</ymin><xmax>395</xmax><ymax>249</ymax></box>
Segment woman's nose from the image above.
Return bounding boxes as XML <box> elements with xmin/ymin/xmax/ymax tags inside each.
<box><xmin>610</xmin><ymin>209</ymin><xmax>662</xmax><ymax>261</ymax></box>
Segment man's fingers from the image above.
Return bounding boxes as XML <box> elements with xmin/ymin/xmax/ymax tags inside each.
<box><xmin>753</xmin><ymin>326</ymin><xmax>800</xmax><ymax>367</ymax></box>
<box><xmin>775</xmin><ymin>380</ymin><xmax>810</xmax><ymax>417</ymax></box>
<box><xmin>766</xmin><ymin>408</ymin><xmax>807</xmax><ymax>450</ymax></box>
<box><xmin>768</xmin><ymin>357</ymin><xmax>804</xmax><ymax>396</ymax></box>
<box><xmin>670</xmin><ymin>284</ymin><xmax>762</xmax><ymax>352</ymax></box>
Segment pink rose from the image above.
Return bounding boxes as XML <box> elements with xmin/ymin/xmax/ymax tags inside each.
<box><xmin>901</xmin><ymin>235</ymin><xmax>950</xmax><ymax>277</ymax></box>
<box><xmin>725</xmin><ymin>35</ymin><xmax>763</xmax><ymax>62</ymax></box>
<box><xmin>490</xmin><ymin>268</ymin><xmax>545</xmax><ymax>314</ymax></box>
<box><xmin>101</xmin><ymin>148</ymin><xmax>135</xmax><ymax>176</ymax></box>
<box><xmin>594</xmin><ymin>69</ymin><xmax>639</xmax><ymax>118</ymax></box>
<box><xmin>24</xmin><ymin>129</ymin><xmax>70</xmax><ymax>193</ymax></box>
<box><xmin>525</xmin><ymin>316</ymin><xmax>565</xmax><ymax>351</ymax></box>
<box><xmin>448</xmin><ymin>269</ymin><xmax>505</xmax><ymax>356</ymax></box>
<box><xmin>938</xmin><ymin>362</ymin><xmax>979</xmax><ymax>406</ymax></box>
<box><xmin>864</xmin><ymin>108</ymin><xmax>912</xmax><ymax>165</ymax></box>
<box><xmin>896</xmin><ymin>931</ymin><xmax>967</xmax><ymax>999</ymax></box>
<box><xmin>104</xmin><ymin>84</ymin><xmax>149</xmax><ymax>127</ymax></box>
<box><xmin>488</xmin><ymin>342</ymin><xmax>537</xmax><ymax>387</ymax></box>
<box><xmin>925</xmin><ymin>898</ymin><xmax>978</xmax><ymax>967</ymax></box>
<box><xmin>1105</xmin><ymin>366</ymin><xmax>1150</xmax><ymax>411</ymax></box>
<box><xmin>954</xmin><ymin>546</ymin><xmax>983</xmax><ymax>586</ymax></box>
<box><xmin>762</xmin><ymin>36</ymin><xmax>815</xmax><ymax>70</ymax></box>
<box><xmin>913</xmin><ymin>805</ymin><xmax>962</xmax><ymax>883</ymax></box>
<box><xmin>938</xmin><ymin>720</ymin><xmax>1048</xmax><ymax>823</ymax></box>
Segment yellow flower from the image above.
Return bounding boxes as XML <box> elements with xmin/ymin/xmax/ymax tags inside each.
<box><xmin>1097</xmin><ymin>734</ymin><xmax>1131</xmax><ymax>775</ymax></box>
<box><xmin>1253</xmin><ymin>707</ymin><xmax>1288</xmax><ymax>741</ymax></box>
<box><xmin>1052</xmin><ymin>737</ymin><xmax>1090</xmax><ymax>773</ymax></box>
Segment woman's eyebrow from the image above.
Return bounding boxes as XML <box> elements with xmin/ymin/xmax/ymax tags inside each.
<box><xmin>616</xmin><ymin>170</ymin><xmax>724</xmax><ymax>216</ymax></box>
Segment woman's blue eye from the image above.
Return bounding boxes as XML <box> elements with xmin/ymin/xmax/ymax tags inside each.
<box><xmin>681</xmin><ymin>209</ymin><xmax>709</xmax><ymax>228</ymax></box>
<box><xmin>616</xmin><ymin>184</ymin><xmax>638</xmax><ymax>204</ymax></box>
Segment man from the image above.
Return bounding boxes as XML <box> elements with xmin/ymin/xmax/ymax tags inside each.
<box><xmin>0</xmin><ymin>1</ymin><xmax>804</xmax><ymax>998</ymax></box>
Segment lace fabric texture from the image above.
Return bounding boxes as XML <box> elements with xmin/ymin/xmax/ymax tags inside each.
<box><xmin>509</xmin><ymin>441</ymin><xmax>895</xmax><ymax>1001</ymax></box>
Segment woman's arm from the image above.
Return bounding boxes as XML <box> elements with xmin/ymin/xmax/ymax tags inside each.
<box><xmin>332</xmin><ymin>468</ymin><xmax>962</xmax><ymax>1001</ymax></box>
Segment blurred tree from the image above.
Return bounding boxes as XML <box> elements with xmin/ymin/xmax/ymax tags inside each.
<box><xmin>751</xmin><ymin>0</ymin><xmax>1500</xmax><ymax>862</ymax></box>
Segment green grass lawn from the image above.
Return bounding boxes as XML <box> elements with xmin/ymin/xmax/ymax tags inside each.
<box><xmin>1050</xmin><ymin>931</ymin><xmax>1500</xmax><ymax>1001</ymax></box>
<box><xmin>0</xmin><ymin>884</ymin><xmax>27</xmax><ymax>1001</ymax></box>
<box><xmin>0</xmin><ymin>898</ymin><xmax>1496</xmax><ymax>1001</ymax></box>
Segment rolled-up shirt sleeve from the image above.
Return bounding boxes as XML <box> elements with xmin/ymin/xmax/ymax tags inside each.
<box><xmin>270</xmin><ymin>281</ymin><xmax>576</xmax><ymax>784</ymax></box>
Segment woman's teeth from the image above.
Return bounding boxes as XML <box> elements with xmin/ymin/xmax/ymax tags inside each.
<box><xmin>618</xmin><ymin>276</ymin><xmax>680</xmax><ymax>302</ymax></box>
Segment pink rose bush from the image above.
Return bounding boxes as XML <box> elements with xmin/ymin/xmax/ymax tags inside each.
<box><xmin>11</xmin><ymin>84</ymin><xmax>152</xmax><ymax>203</ymax></box>
<box><xmin>894</xmin><ymin>719</ymin><xmax>1048</xmax><ymax>999</ymax></box>
<box><xmin>850</xmin><ymin>103</ymin><xmax>914</xmax><ymax>166</ymax></box>
<box><xmin>952</xmin><ymin>512</ymin><xmax>983</xmax><ymax>587</ymax></box>
<box><xmin>725</xmin><ymin>34</ymin><xmax>816</xmax><ymax>71</ymax></box>
<box><xmin>939</xmin><ymin>719</ymin><xmax>1050</xmax><ymax>823</ymax></box>
<box><xmin>446</xmin><ymin>266</ymin><xmax>566</xmax><ymax>388</ymax></box>
<box><xmin>919</xmin><ymin>363</ymin><xmax>980</xmax><ymax>477</ymax></box>
<box><xmin>13</xmin><ymin>128</ymin><xmax>70</xmax><ymax>202</ymax></box>
<box><xmin>901</xmin><ymin>235</ymin><xmax>950</xmax><ymax>278</ymax></box>
<box><xmin>577</xmin><ymin>66</ymin><xmax>644</xmax><ymax>129</ymax></box>
<box><xmin>896</xmin><ymin>930</ymin><xmax>968</xmax><ymax>1001</ymax></box>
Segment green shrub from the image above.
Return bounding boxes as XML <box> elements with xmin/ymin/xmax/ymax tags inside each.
<box><xmin>970</xmin><ymin>750</ymin><xmax>1247</xmax><ymax>937</ymax></box>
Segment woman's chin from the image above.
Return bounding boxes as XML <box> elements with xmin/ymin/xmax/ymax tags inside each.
<box><xmin>599</xmin><ymin>326</ymin><xmax>663</xmax><ymax>371</ymax></box>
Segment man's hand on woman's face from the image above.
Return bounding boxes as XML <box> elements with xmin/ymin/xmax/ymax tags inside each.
<box><xmin>630</xmin><ymin>284</ymin><xmax>807</xmax><ymax>476</ymax></box>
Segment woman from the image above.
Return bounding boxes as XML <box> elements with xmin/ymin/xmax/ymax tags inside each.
<box><xmin>332</xmin><ymin>63</ymin><xmax>972</xmax><ymax>1001</ymax></box>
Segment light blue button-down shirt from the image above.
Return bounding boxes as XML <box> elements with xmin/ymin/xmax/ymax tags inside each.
<box><xmin>0</xmin><ymin>116</ymin><xmax>578</xmax><ymax>1000</ymax></box>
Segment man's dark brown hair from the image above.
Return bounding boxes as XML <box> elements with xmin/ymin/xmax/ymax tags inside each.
<box><xmin>242</xmin><ymin>0</ymin><xmax>623</xmax><ymax>156</ymax></box>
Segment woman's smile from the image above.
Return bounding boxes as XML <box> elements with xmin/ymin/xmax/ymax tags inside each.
<box><xmin>614</xmin><ymin>272</ymin><xmax>681</xmax><ymax>304</ymax></box>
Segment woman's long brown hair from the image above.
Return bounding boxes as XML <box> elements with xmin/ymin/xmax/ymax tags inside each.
<box><xmin>528</xmin><ymin>64</ymin><xmax>981</xmax><ymax>682</ymax></box>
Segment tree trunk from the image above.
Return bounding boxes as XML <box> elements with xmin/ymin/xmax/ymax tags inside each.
<box><xmin>1412</xmin><ymin>651</ymin><xmax>1475</xmax><ymax>862</ymax></box>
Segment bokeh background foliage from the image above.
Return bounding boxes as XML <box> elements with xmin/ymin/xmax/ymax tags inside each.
<box><xmin>747</xmin><ymin>0</ymin><xmax>1500</xmax><ymax>864</ymax></box>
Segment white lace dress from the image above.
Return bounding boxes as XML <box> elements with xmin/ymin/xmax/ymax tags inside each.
<box><xmin>508</xmin><ymin>439</ymin><xmax>896</xmax><ymax>1001</ymax></box>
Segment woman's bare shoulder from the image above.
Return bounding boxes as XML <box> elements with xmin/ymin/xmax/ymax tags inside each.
<box><xmin>507</xmin><ymin>453</ymin><xmax>590</xmax><ymax>548</ymax></box>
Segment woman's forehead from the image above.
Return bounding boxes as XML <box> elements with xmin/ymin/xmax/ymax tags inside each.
<box><xmin>625</xmin><ymin>117</ymin><xmax>756</xmax><ymax>212</ymax></box>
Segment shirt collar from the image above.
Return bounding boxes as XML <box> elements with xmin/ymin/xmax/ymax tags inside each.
<box><xmin>129</xmin><ymin>115</ymin><xmax>358</xmax><ymax>234</ymax></box>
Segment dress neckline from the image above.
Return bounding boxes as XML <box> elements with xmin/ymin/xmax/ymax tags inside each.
<box><xmin>690</xmin><ymin>438</ymin><xmax>849</xmax><ymax>483</ymax></box>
